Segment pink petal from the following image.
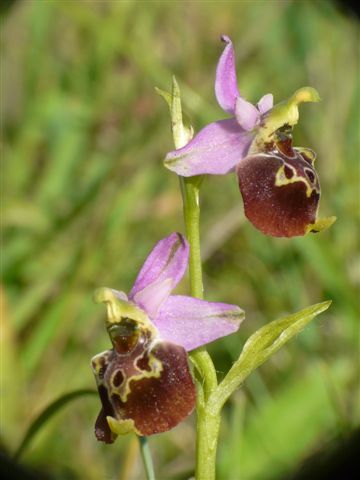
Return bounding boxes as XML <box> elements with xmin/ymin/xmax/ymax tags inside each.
<box><xmin>235</xmin><ymin>97</ymin><xmax>260</xmax><ymax>131</ymax></box>
<box><xmin>215</xmin><ymin>35</ymin><xmax>240</xmax><ymax>114</ymax></box>
<box><xmin>257</xmin><ymin>93</ymin><xmax>274</xmax><ymax>115</ymax></box>
<box><xmin>153</xmin><ymin>295</ymin><xmax>245</xmax><ymax>351</ymax></box>
<box><xmin>129</xmin><ymin>233</ymin><xmax>189</xmax><ymax>312</ymax></box>
<box><xmin>165</xmin><ymin>119</ymin><xmax>254</xmax><ymax>177</ymax></box>
<box><xmin>133</xmin><ymin>278</ymin><xmax>173</xmax><ymax>320</ymax></box>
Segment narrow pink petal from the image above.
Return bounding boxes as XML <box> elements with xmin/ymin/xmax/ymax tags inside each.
<box><xmin>129</xmin><ymin>233</ymin><xmax>189</xmax><ymax>308</ymax></box>
<box><xmin>153</xmin><ymin>295</ymin><xmax>245</xmax><ymax>351</ymax></box>
<box><xmin>257</xmin><ymin>93</ymin><xmax>274</xmax><ymax>115</ymax></box>
<box><xmin>215</xmin><ymin>35</ymin><xmax>240</xmax><ymax>114</ymax></box>
<box><xmin>235</xmin><ymin>97</ymin><xmax>260</xmax><ymax>131</ymax></box>
<box><xmin>165</xmin><ymin>119</ymin><xmax>254</xmax><ymax>177</ymax></box>
<box><xmin>133</xmin><ymin>278</ymin><xmax>173</xmax><ymax>320</ymax></box>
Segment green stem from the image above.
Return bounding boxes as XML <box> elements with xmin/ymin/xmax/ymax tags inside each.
<box><xmin>180</xmin><ymin>176</ymin><xmax>217</xmax><ymax>398</ymax></box>
<box><xmin>180</xmin><ymin>176</ymin><xmax>203</xmax><ymax>299</ymax></box>
<box><xmin>196</xmin><ymin>406</ymin><xmax>221</xmax><ymax>480</ymax></box>
<box><xmin>164</xmin><ymin>76</ymin><xmax>221</xmax><ymax>480</ymax></box>
<box><xmin>138</xmin><ymin>436</ymin><xmax>155</xmax><ymax>480</ymax></box>
<box><xmin>180</xmin><ymin>176</ymin><xmax>220</xmax><ymax>480</ymax></box>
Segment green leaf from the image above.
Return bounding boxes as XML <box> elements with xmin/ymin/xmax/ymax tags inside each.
<box><xmin>208</xmin><ymin>301</ymin><xmax>332</xmax><ymax>414</ymax></box>
<box><xmin>218</xmin><ymin>359</ymin><xmax>348</xmax><ymax>480</ymax></box>
<box><xmin>14</xmin><ymin>389</ymin><xmax>97</xmax><ymax>460</ymax></box>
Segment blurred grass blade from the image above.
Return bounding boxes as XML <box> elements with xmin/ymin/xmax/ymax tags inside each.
<box><xmin>14</xmin><ymin>389</ymin><xmax>97</xmax><ymax>461</ymax></box>
<box><xmin>209</xmin><ymin>301</ymin><xmax>332</xmax><ymax>413</ymax></box>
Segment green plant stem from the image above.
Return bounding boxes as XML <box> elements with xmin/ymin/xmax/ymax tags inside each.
<box><xmin>195</xmin><ymin>406</ymin><xmax>221</xmax><ymax>480</ymax></box>
<box><xmin>138</xmin><ymin>436</ymin><xmax>155</xmax><ymax>480</ymax></box>
<box><xmin>180</xmin><ymin>176</ymin><xmax>220</xmax><ymax>480</ymax></box>
<box><xmin>180</xmin><ymin>176</ymin><xmax>203</xmax><ymax>299</ymax></box>
<box><xmin>180</xmin><ymin>176</ymin><xmax>217</xmax><ymax>396</ymax></box>
<box><xmin>166</xmin><ymin>76</ymin><xmax>220</xmax><ymax>480</ymax></box>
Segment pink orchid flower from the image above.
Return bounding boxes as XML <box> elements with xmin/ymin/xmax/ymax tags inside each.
<box><xmin>165</xmin><ymin>36</ymin><xmax>334</xmax><ymax>237</ymax></box>
<box><xmin>91</xmin><ymin>232</ymin><xmax>244</xmax><ymax>442</ymax></box>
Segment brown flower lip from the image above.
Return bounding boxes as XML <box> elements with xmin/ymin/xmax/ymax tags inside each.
<box><xmin>91</xmin><ymin>234</ymin><xmax>244</xmax><ymax>442</ymax></box>
<box><xmin>237</xmin><ymin>136</ymin><xmax>321</xmax><ymax>238</ymax></box>
<box><xmin>92</xmin><ymin>326</ymin><xmax>196</xmax><ymax>442</ymax></box>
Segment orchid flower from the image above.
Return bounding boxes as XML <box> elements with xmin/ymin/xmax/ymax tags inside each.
<box><xmin>165</xmin><ymin>36</ymin><xmax>335</xmax><ymax>237</ymax></box>
<box><xmin>91</xmin><ymin>232</ymin><xmax>244</xmax><ymax>443</ymax></box>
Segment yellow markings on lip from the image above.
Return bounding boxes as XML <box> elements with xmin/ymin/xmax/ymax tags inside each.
<box><xmin>93</xmin><ymin>288</ymin><xmax>165</xmax><ymax>403</ymax></box>
<box><xmin>110</xmin><ymin>342</ymin><xmax>163</xmax><ymax>403</ymax></box>
<box><xmin>306</xmin><ymin>216</ymin><xmax>337</xmax><ymax>234</ymax></box>
<box><xmin>107</xmin><ymin>417</ymin><xmax>140</xmax><ymax>436</ymax></box>
<box><xmin>295</xmin><ymin>147</ymin><xmax>316</xmax><ymax>165</ymax></box>
<box><xmin>91</xmin><ymin>350</ymin><xmax>111</xmax><ymax>385</ymax></box>
<box><xmin>275</xmin><ymin>164</ymin><xmax>317</xmax><ymax>198</ymax></box>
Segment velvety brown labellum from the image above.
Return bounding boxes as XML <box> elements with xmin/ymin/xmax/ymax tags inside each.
<box><xmin>92</xmin><ymin>330</ymin><xmax>196</xmax><ymax>442</ymax></box>
<box><xmin>237</xmin><ymin>147</ymin><xmax>320</xmax><ymax>237</ymax></box>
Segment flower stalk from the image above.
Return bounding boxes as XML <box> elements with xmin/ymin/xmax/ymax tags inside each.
<box><xmin>156</xmin><ymin>70</ymin><xmax>333</xmax><ymax>480</ymax></box>
<box><xmin>180</xmin><ymin>176</ymin><xmax>218</xmax><ymax>398</ymax></box>
<box><xmin>82</xmin><ymin>32</ymin><xmax>337</xmax><ymax>480</ymax></box>
<box><xmin>164</xmin><ymin>76</ymin><xmax>221</xmax><ymax>480</ymax></box>
<box><xmin>138</xmin><ymin>436</ymin><xmax>155</xmax><ymax>480</ymax></box>
<box><xmin>180</xmin><ymin>175</ymin><xmax>221</xmax><ymax>480</ymax></box>
<box><xmin>179</xmin><ymin>176</ymin><xmax>203</xmax><ymax>299</ymax></box>
<box><xmin>84</xmin><ymin>34</ymin><xmax>335</xmax><ymax>480</ymax></box>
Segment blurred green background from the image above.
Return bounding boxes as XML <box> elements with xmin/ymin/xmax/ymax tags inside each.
<box><xmin>2</xmin><ymin>0</ymin><xmax>359</xmax><ymax>479</ymax></box>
